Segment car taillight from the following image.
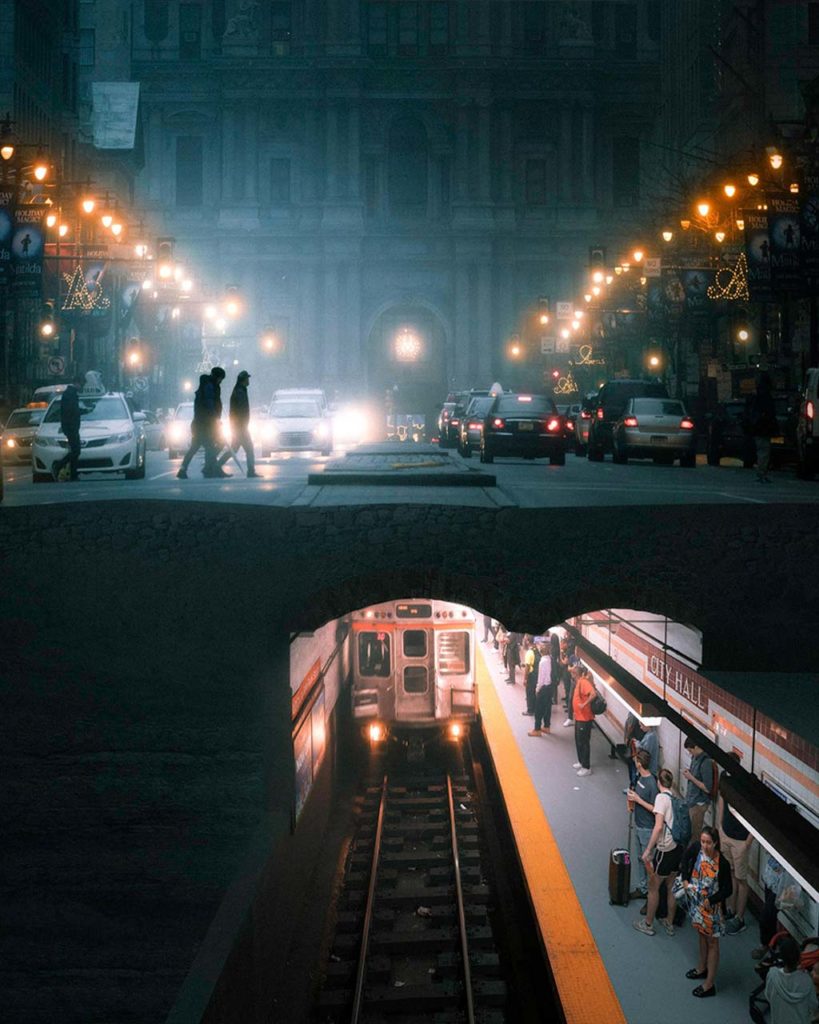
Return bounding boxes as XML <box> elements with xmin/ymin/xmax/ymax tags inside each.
<box><xmin>546</xmin><ymin>417</ymin><xmax>560</xmax><ymax>432</ymax></box>
<box><xmin>451</xmin><ymin>419</ymin><xmax>460</xmax><ymax>426</ymax></box>
<box><xmin>808</xmin><ymin>400</ymin><xmax>815</xmax><ymax>421</ymax></box>
<box><xmin>581</xmin><ymin>410</ymin><xmax>592</xmax><ymax>420</ymax></box>
<box><xmin>469</xmin><ymin>422</ymin><xmax>480</xmax><ymax>429</ymax></box>
<box><xmin>596</xmin><ymin>407</ymin><xmax>604</xmax><ymax>420</ymax></box>
<box><xmin>491</xmin><ymin>417</ymin><xmax>505</xmax><ymax>429</ymax></box>
<box><xmin>442</xmin><ymin>410</ymin><xmax>450</xmax><ymax>421</ymax></box>
<box><xmin>680</xmin><ymin>418</ymin><xmax>694</xmax><ymax>430</ymax></box>
<box><xmin>566</xmin><ymin>421</ymin><xmax>575</xmax><ymax>430</ymax></box>
<box><xmin>623</xmin><ymin>416</ymin><xmax>638</xmax><ymax>427</ymax></box>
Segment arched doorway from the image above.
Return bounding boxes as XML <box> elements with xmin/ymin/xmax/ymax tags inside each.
<box><xmin>366</xmin><ymin>304</ymin><xmax>448</xmax><ymax>440</ymax></box>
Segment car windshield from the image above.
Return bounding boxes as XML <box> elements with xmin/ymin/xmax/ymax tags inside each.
<box><xmin>44</xmin><ymin>396</ymin><xmax>129</xmax><ymax>423</ymax></box>
<box><xmin>603</xmin><ymin>384</ymin><xmax>667</xmax><ymax>409</ymax></box>
<box><xmin>468</xmin><ymin>397</ymin><xmax>495</xmax><ymax>416</ymax></box>
<box><xmin>7</xmin><ymin>409</ymin><xmax>44</xmax><ymax>428</ymax></box>
<box><xmin>270</xmin><ymin>401</ymin><xmax>321</xmax><ymax>418</ymax></box>
<box><xmin>495</xmin><ymin>395</ymin><xmax>556</xmax><ymax>415</ymax></box>
<box><xmin>631</xmin><ymin>399</ymin><xmax>686</xmax><ymax>416</ymax></box>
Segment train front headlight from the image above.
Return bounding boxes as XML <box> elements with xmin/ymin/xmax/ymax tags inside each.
<box><xmin>448</xmin><ymin>722</ymin><xmax>463</xmax><ymax>741</ymax></box>
<box><xmin>368</xmin><ymin>722</ymin><xmax>385</xmax><ymax>743</ymax></box>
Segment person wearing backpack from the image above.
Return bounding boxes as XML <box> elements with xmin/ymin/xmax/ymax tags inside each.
<box><xmin>633</xmin><ymin>767</ymin><xmax>681</xmax><ymax>938</ymax></box>
<box><xmin>683</xmin><ymin>737</ymin><xmax>714</xmax><ymax>840</ymax></box>
<box><xmin>679</xmin><ymin>825</ymin><xmax>733</xmax><ymax>999</ymax></box>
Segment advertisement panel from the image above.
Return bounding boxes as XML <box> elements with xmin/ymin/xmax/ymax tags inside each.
<box><xmin>767</xmin><ymin>195</ymin><xmax>801</xmax><ymax>291</ymax></box>
<box><xmin>11</xmin><ymin>204</ymin><xmax>46</xmax><ymax>293</ymax></box>
<box><xmin>0</xmin><ymin>188</ymin><xmax>13</xmax><ymax>281</ymax></box>
<box><xmin>744</xmin><ymin>209</ymin><xmax>773</xmax><ymax>301</ymax></box>
<box><xmin>800</xmin><ymin>173</ymin><xmax>819</xmax><ymax>282</ymax></box>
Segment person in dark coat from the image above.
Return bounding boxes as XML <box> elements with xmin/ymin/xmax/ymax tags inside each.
<box><xmin>748</xmin><ymin>372</ymin><xmax>779</xmax><ymax>483</ymax></box>
<box><xmin>217</xmin><ymin>370</ymin><xmax>258</xmax><ymax>477</ymax></box>
<box><xmin>177</xmin><ymin>370</ymin><xmax>229</xmax><ymax>479</ymax></box>
<box><xmin>505</xmin><ymin>631</ymin><xmax>521</xmax><ymax>685</ymax></box>
<box><xmin>52</xmin><ymin>374</ymin><xmax>85</xmax><ymax>481</ymax></box>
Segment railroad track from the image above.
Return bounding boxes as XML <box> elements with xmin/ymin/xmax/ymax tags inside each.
<box><xmin>314</xmin><ymin>758</ymin><xmax>508</xmax><ymax>1023</ymax></box>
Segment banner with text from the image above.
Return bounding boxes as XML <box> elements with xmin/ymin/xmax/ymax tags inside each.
<box><xmin>11</xmin><ymin>204</ymin><xmax>46</xmax><ymax>293</ymax></box>
<box><xmin>767</xmin><ymin>195</ymin><xmax>801</xmax><ymax>291</ymax></box>
<box><xmin>743</xmin><ymin>209</ymin><xmax>773</xmax><ymax>301</ymax></box>
<box><xmin>800</xmin><ymin>173</ymin><xmax>819</xmax><ymax>282</ymax></box>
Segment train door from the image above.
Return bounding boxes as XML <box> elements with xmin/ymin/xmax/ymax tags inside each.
<box><xmin>395</xmin><ymin>626</ymin><xmax>436</xmax><ymax>720</ymax></box>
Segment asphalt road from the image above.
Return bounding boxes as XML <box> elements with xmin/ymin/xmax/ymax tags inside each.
<box><xmin>2</xmin><ymin>446</ymin><xmax>818</xmax><ymax>508</ymax></box>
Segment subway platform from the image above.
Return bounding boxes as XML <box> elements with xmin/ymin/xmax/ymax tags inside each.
<box><xmin>476</xmin><ymin>641</ymin><xmax>761</xmax><ymax>1024</ymax></box>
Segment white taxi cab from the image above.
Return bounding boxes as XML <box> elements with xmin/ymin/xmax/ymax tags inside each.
<box><xmin>32</xmin><ymin>391</ymin><xmax>147</xmax><ymax>482</ymax></box>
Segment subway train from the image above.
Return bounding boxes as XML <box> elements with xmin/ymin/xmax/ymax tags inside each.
<box><xmin>349</xmin><ymin>599</ymin><xmax>477</xmax><ymax>751</ymax></box>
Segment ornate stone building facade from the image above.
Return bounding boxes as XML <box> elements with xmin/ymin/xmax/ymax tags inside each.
<box><xmin>133</xmin><ymin>0</ymin><xmax>662</xmax><ymax>421</ymax></box>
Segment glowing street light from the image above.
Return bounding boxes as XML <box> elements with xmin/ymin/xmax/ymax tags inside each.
<box><xmin>81</xmin><ymin>197</ymin><xmax>96</xmax><ymax>214</ymax></box>
<box><xmin>45</xmin><ymin>212</ymin><xmax>57</xmax><ymax>228</ymax></box>
<box><xmin>110</xmin><ymin>222</ymin><xmax>123</xmax><ymax>237</ymax></box>
<box><xmin>101</xmin><ymin>212</ymin><xmax>113</xmax><ymax>229</ymax></box>
<box><xmin>737</xmin><ymin>327</ymin><xmax>750</xmax><ymax>342</ymax></box>
<box><xmin>769</xmin><ymin>151</ymin><xmax>783</xmax><ymax>170</ymax></box>
<box><xmin>632</xmin><ymin>249</ymin><xmax>644</xmax><ymax>263</ymax></box>
<box><xmin>696</xmin><ymin>201</ymin><xmax>710</xmax><ymax>218</ymax></box>
<box><xmin>584</xmin><ymin>293</ymin><xmax>592</xmax><ymax>303</ymax></box>
<box><xmin>58</xmin><ymin>223</ymin><xmax>69</xmax><ymax>237</ymax></box>
<box><xmin>662</xmin><ymin>230</ymin><xmax>674</xmax><ymax>242</ymax></box>
<box><xmin>33</xmin><ymin>156</ymin><xmax>48</xmax><ymax>181</ymax></box>
<box><xmin>723</xmin><ymin>184</ymin><xmax>736</xmax><ymax>198</ymax></box>
<box><xmin>747</xmin><ymin>173</ymin><xmax>760</xmax><ymax>187</ymax></box>
<box><xmin>714</xmin><ymin>231</ymin><xmax>726</xmax><ymax>243</ymax></box>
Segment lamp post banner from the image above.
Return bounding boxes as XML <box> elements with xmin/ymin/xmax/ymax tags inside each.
<box><xmin>679</xmin><ymin>263</ymin><xmax>714</xmax><ymax>319</ymax></box>
<box><xmin>767</xmin><ymin>195</ymin><xmax>801</xmax><ymax>291</ymax></box>
<box><xmin>800</xmin><ymin>173</ymin><xmax>819</xmax><ymax>282</ymax></box>
<box><xmin>10</xmin><ymin>204</ymin><xmax>45</xmax><ymax>293</ymax></box>
<box><xmin>743</xmin><ymin>209</ymin><xmax>773</xmax><ymax>301</ymax></box>
<box><xmin>0</xmin><ymin>189</ymin><xmax>13</xmax><ymax>282</ymax></box>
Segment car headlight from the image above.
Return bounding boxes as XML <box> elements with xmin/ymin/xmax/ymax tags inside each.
<box><xmin>5</xmin><ymin>438</ymin><xmax>16</xmax><ymax>448</ymax></box>
<box><xmin>314</xmin><ymin>422</ymin><xmax>329</xmax><ymax>440</ymax></box>
<box><xmin>110</xmin><ymin>431</ymin><xmax>134</xmax><ymax>444</ymax></box>
<box><xmin>263</xmin><ymin>423</ymin><xmax>278</xmax><ymax>440</ymax></box>
<box><xmin>169</xmin><ymin>424</ymin><xmax>185</xmax><ymax>441</ymax></box>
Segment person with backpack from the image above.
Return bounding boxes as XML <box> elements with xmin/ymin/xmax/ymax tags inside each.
<box><xmin>633</xmin><ymin>767</ymin><xmax>683</xmax><ymax>938</ymax></box>
<box><xmin>679</xmin><ymin>825</ymin><xmax>733</xmax><ymax>999</ymax></box>
<box><xmin>626</xmin><ymin>748</ymin><xmax>659</xmax><ymax>905</ymax></box>
<box><xmin>683</xmin><ymin>737</ymin><xmax>714</xmax><ymax>841</ymax></box>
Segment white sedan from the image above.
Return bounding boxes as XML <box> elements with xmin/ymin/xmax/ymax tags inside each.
<box><xmin>260</xmin><ymin>400</ymin><xmax>333</xmax><ymax>456</ymax></box>
<box><xmin>32</xmin><ymin>392</ymin><xmax>147</xmax><ymax>482</ymax></box>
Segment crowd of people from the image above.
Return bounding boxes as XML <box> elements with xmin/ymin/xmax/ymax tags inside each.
<box><xmin>176</xmin><ymin>366</ymin><xmax>259</xmax><ymax>480</ymax></box>
<box><xmin>481</xmin><ymin>617</ymin><xmax>819</xmax><ymax>1018</ymax></box>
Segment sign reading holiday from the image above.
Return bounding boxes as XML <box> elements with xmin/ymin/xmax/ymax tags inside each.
<box><xmin>11</xmin><ymin>204</ymin><xmax>46</xmax><ymax>292</ymax></box>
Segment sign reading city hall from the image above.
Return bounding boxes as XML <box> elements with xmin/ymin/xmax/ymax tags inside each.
<box><xmin>647</xmin><ymin>653</ymin><xmax>708</xmax><ymax>714</ymax></box>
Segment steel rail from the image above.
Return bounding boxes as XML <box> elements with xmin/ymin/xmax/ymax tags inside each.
<box><xmin>447</xmin><ymin>773</ymin><xmax>476</xmax><ymax>1024</ymax></box>
<box><xmin>350</xmin><ymin>773</ymin><xmax>388</xmax><ymax>1024</ymax></box>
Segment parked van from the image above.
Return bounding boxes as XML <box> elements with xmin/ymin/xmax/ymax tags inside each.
<box><xmin>796</xmin><ymin>367</ymin><xmax>819</xmax><ymax>479</ymax></box>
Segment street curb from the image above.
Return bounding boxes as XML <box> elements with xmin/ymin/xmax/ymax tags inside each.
<box><xmin>306</xmin><ymin>471</ymin><xmax>497</xmax><ymax>486</ymax></box>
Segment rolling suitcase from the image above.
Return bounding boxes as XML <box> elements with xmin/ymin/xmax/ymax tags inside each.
<box><xmin>608</xmin><ymin>848</ymin><xmax>631</xmax><ymax>905</ymax></box>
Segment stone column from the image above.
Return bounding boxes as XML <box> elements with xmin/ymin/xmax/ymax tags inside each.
<box><xmin>477</xmin><ymin>263</ymin><xmax>493</xmax><ymax>379</ymax></box>
<box><xmin>477</xmin><ymin>104</ymin><xmax>491</xmax><ymax>202</ymax></box>
<box><xmin>455</xmin><ymin>105</ymin><xmax>470</xmax><ymax>201</ymax></box>
<box><xmin>454</xmin><ymin>263</ymin><xmax>472</xmax><ymax>384</ymax></box>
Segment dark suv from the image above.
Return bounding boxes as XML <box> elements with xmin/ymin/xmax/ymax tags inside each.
<box><xmin>587</xmin><ymin>380</ymin><xmax>670</xmax><ymax>461</ymax></box>
<box><xmin>707</xmin><ymin>393</ymin><xmax>800</xmax><ymax>468</ymax></box>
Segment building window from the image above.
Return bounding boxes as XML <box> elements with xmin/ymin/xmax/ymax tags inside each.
<box><xmin>271</xmin><ymin>2</ymin><xmax>292</xmax><ymax>52</ymax></box>
<box><xmin>614</xmin><ymin>2</ymin><xmax>637</xmax><ymax>57</ymax></box>
<box><xmin>367</xmin><ymin>2</ymin><xmax>388</xmax><ymax>56</ymax></box>
<box><xmin>144</xmin><ymin>0</ymin><xmax>170</xmax><ymax>43</ymax></box>
<box><xmin>270</xmin><ymin>157</ymin><xmax>291</xmax><ymax>203</ymax></box>
<box><xmin>429</xmin><ymin>2</ymin><xmax>449</xmax><ymax>53</ymax></box>
<box><xmin>398</xmin><ymin>3</ymin><xmax>419</xmax><ymax>56</ymax></box>
<box><xmin>525</xmin><ymin>158</ymin><xmax>549</xmax><ymax>205</ymax></box>
<box><xmin>612</xmin><ymin>137</ymin><xmax>639</xmax><ymax>207</ymax></box>
<box><xmin>523</xmin><ymin>2</ymin><xmax>547</xmax><ymax>55</ymax></box>
<box><xmin>176</xmin><ymin>137</ymin><xmax>203</xmax><ymax>207</ymax></box>
<box><xmin>77</xmin><ymin>28</ymin><xmax>95</xmax><ymax>66</ymax></box>
<box><xmin>810</xmin><ymin>4</ymin><xmax>819</xmax><ymax>45</ymax></box>
<box><xmin>389</xmin><ymin>117</ymin><xmax>428</xmax><ymax>214</ymax></box>
<box><xmin>179</xmin><ymin>4</ymin><xmax>201</xmax><ymax>60</ymax></box>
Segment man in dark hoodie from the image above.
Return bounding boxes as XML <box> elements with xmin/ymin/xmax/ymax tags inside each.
<box><xmin>177</xmin><ymin>369</ymin><xmax>229</xmax><ymax>479</ymax></box>
<box><xmin>52</xmin><ymin>374</ymin><xmax>86</xmax><ymax>481</ymax></box>
<box><xmin>217</xmin><ymin>370</ymin><xmax>259</xmax><ymax>477</ymax></box>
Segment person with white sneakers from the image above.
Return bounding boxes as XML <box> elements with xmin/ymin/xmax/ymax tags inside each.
<box><xmin>572</xmin><ymin>666</ymin><xmax>595</xmax><ymax>776</ymax></box>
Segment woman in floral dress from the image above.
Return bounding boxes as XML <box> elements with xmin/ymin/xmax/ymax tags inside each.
<box><xmin>679</xmin><ymin>825</ymin><xmax>733</xmax><ymax>998</ymax></box>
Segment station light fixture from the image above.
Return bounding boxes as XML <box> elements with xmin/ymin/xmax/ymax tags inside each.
<box><xmin>790</xmin><ymin>182</ymin><xmax>800</xmax><ymax>194</ymax></box>
<box><xmin>592</xmin><ymin>269</ymin><xmax>604</xmax><ymax>284</ymax></box>
<box><xmin>110</xmin><ymin>222</ymin><xmax>123</xmax><ymax>237</ymax></box>
<box><xmin>33</xmin><ymin>153</ymin><xmax>48</xmax><ymax>181</ymax></box>
<box><xmin>737</xmin><ymin>327</ymin><xmax>750</xmax><ymax>343</ymax></box>
<box><xmin>45</xmin><ymin>212</ymin><xmax>57</xmax><ymax>228</ymax></box>
<box><xmin>715</xmin><ymin>231</ymin><xmax>726</xmax><ymax>243</ymax></box>
<box><xmin>736</xmin><ymin>218</ymin><xmax>745</xmax><ymax>231</ymax></box>
<box><xmin>632</xmin><ymin>249</ymin><xmax>644</xmax><ymax>263</ymax></box>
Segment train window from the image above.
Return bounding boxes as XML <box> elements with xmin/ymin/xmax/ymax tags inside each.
<box><xmin>403</xmin><ymin>629</ymin><xmax>427</xmax><ymax>658</ymax></box>
<box><xmin>358</xmin><ymin>632</ymin><xmax>391</xmax><ymax>677</ymax></box>
<box><xmin>437</xmin><ymin>631</ymin><xmax>470</xmax><ymax>674</ymax></box>
<box><xmin>403</xmin><ymin>666</ymin><xmax>428</xmax><ymax>693</ymax></box>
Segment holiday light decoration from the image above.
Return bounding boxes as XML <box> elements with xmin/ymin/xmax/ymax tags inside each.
<box><xmin>706</xmin><ymin>252</ymin><xmax>750</xmax><ymax>301</ymax></box>
<box><xmin>61</xmin><ymin>265</ymin><xmax>112</xmax><ymax>312</ymax></box>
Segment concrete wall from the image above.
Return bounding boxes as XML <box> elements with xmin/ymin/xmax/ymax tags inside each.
<box><xmin>1</xmin><ymin>499</ymin><xmax>817</xmax><ymax>1022</ymax></box>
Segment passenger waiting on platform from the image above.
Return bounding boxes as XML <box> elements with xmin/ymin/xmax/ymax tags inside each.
<box><xmin>481</xmin><ymin>614</ymin><xmax>493</xmax><ymax>643</ymax></box>
<box><xmin>563</xmin><ymin>658</ymin><xmax>582</xmax><ymax>728</ymax></box>
<box><xmin>633</xmin><ymin>767</ymin><xmax>680</xmax><ymax>939</ymax></box>
<box><xmin>623</xmin><ymin>713</ymin><xmax>645</xmax><ymax>788</ymax></box>
<box><xmin>637</xmin><ymin>724</ymin><xmax>660</xmax><ymax>777</ymax></box>
<box><xmin>549</xmin><ymin>632</ymin><xmax>561</xmax><ymax>704</ymax></box>
<box><xmin>753</xmin><ymin>855</ymin><xmax>788</xmax><ymax>959</ymax></box>
<box><xmin>717</xmin><ymin>753</ymin><xmax>753</xmax><ymax>936</ymax></box>
<box><xmin>763</xmin><ymin>935</ymin><xmax>817</xmax><ymax>1024</ymax></box>
<box><xmin>522</xmin><ymin>635</ymin><xmax>541</xmax><ymax>716</ymax></box>
<box><xmin>627</xmin><ymin>749</ymin><xmax>659</xmax><ymax>903</ymax></box>
<box><xmin>679</xmin><ymin>825</ymin><xmax>733</xmax><ymax>999</ymax></box>
<box><xmin>505</xmin><ymin>630</ymin><xmax>521</xmax><ymax>686</ymax></box>
<box><xmin>528</xmin><ymin>639</ymin><xmax>552</xmax><ymax>736</ymax></box>
<box><xmin>682</xmin><ymin>737</ymin><xmax>714</xmax><ymax>839</ymax></box>
<box><xmin>571</xmin><ymin>667</ymin><xmax>595</xmax><ymax>776</ymax></box>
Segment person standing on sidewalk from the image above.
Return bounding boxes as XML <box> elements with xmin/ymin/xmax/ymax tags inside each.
<box><xmin>218</xmin><ymin>370</ymin><xmax>259</xmax><ymax>477</ymax></box>
<box><xmin>626</xmin><ymin>749</ymin><xmax>659</xmax><ymax>906</ymax></box>
<box><xmin>572</xmin><ymin>667</ymin><xmax>595</xmax><ymax>776</ymax></box>
<box><xmin>633</xmin><ymin>768</ymin><xmax>680</xmax><ymax>940</ymax></box>
<box><xmin>748</xmin><ymin>371</ymin><xmax>779</xmax><ymax>483</ymax></box>
<box><xmin>528</xmin><ymin>639</ymin><xmax>552</xmax><ymax>736</ymax></box>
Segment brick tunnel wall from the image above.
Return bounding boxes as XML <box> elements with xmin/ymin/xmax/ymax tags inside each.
<box><xmin>1</xmin><ymin>500</ymin><xmax>816</xmax><ymax>1022</ymax></box>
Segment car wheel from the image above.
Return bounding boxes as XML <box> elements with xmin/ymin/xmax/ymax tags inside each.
<box><xmin>680</xmin><ymin>453</ymin><xmax>696</xmax><ymax>468</ymax></box>
<box><xmin>574</xmin><ymin>443</ymin><xmax>586</xmax><ymax>457</ymax></box>
<box><xmin>612</xmin><ymin>439</ymin><xmax>628</xmax><ymax>464</ymax></box>
<box><xmin>797</xmin><ymin>445</ymin><xmax>816</xmax><ymax>480</ymax></box>
<box><xmin>480</xmin><ymin>443</ymin><xmax>494</xmax><ymax>464</ymax></box>
<box><xmin>550</xmin><ymin>450</ymin><xmax>566</xmax><ymax>466</ymax></box>
<box><xmin>587</xmin><ymin>446</ymin><xmax>604</xmax><ymax>462</ymax></box>
<box><xmin>438</xmin><ymin>436</ymin><xmax>450</xmax><ymax>449</ymax></box>
<box><xmin>32</xmin><ymin>471</ymin><xmax>52</xmax><ymax>484</ymax></box>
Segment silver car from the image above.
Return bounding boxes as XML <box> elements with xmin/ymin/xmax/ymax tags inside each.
<box><xmin>612</xmin><ymin>397</ymin><xmax>697</xmax><ymax>467</ymax></box>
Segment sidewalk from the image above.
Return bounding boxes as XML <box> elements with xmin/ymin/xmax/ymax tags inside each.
<box><xmin>478</xmin><ymin>640</ymin><xmax>761</xmax><ymax>1024</ymax></box>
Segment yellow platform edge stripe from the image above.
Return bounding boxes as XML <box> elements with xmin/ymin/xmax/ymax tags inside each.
<box><xmin>477</xmin><ymin>655</ymin><xmax>627</xmax><ymax>1024</ymax></box>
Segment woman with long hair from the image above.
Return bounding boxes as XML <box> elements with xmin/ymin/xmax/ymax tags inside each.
<box><xmin>633</xmin><ymin>767</ymin><xmax>680</xmax><ymax>937</ymax></box>
<box><xmin>679</xmin><ymin>825</ymin><xmax>733</xmax><ymax>998</ymax></box>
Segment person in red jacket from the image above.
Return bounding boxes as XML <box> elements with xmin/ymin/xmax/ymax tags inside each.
<box><xmin>572</xmin><ymin>667</ymin><xmax>595</xmax><ymax>776</ymax></box>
